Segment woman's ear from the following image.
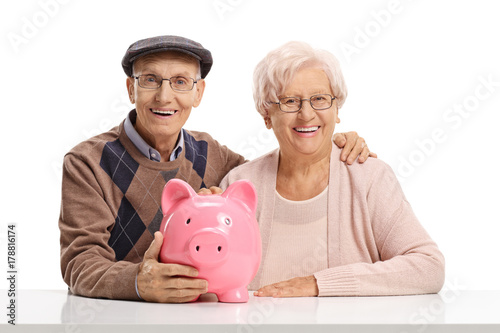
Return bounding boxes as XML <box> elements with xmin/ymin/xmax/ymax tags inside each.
<box><xmin>264</xmin><ymin>111</ymin><xmax>272</xmax><ymax>129</ymax></box>
<box><xmin>264</xmin><ymin>117</ymin><xmax>272</xmax><ymax>129</ymax></box>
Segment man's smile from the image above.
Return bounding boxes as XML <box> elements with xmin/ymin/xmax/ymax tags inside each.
<box><xmin>150</xmin><ymin>108</ymin><xmax>177</xmax><ymax>116</ymax></box>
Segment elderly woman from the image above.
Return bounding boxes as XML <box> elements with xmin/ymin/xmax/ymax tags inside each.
<box><xmin>220</xmin><ymin>41</ymin><xmax>445</xmax><ymax>297</ymax></box>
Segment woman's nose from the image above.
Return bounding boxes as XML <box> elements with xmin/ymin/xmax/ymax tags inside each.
<box><xmin>297</xmin><ymin>101</ymin><xmax>316</xmax><ymax>121</ymax></box>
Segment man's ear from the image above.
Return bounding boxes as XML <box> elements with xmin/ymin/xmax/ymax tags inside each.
<box><xmin>126</xmin><ymin>77</ymin><xmax>135</xmax><ymax>104</ymax></box>
<box><xmin>193</xmin><ymin>79</ymin><xmax>206</xmax><ymax>108</ymax></box>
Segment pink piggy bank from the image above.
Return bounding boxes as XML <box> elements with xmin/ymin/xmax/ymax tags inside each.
<box><xmin>159</xmin><ymin>179</ymin><xmax>261</xmax><ymax>303</ymax></box>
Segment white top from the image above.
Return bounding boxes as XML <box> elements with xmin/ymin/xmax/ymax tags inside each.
<box><xmin>257</xmin><ymin>187</ymin><xmax>329</xmax><ymax>289</ymax></box>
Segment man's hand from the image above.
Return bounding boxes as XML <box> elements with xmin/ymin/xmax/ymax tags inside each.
<box><xmin>254</xmin><ymin>275</ymin><xmax>319</xmax><ymax>298</ymax></box>
<box><xmin>333</xmin><ymin>131</ymin><xmax>377</xmax><ymax>164</ymax></box>
<box><xmin>137</xmin><ymin>231</ymin><xmax>208</xmax><ymax>303</ymax></box>
<box><xmin>197</xmin><ymin>187</ymin><xmax>223</xmax><ymax>195</ymax></box>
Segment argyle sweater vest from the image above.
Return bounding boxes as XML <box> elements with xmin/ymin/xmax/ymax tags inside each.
<box><xmin>59</xmin><ymin>120</ymin><xmax>245</xmax><ymax>300</ymax></box>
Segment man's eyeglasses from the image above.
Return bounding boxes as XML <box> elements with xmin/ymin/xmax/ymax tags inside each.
<box><xmin>134</xmin><ymin>74</ymin><xmax>198</xmax><ymax>91</ymax></box>
<box><xmin>271</xmin><ymin>94</ymin><xmax>336</xmax><ymax>113</ymax></box>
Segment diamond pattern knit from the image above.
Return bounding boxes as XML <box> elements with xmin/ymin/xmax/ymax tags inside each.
<box><xmin>59</xmin><ymin>118</ymin><xmax>245</xmax><ymax>300</ymax></box>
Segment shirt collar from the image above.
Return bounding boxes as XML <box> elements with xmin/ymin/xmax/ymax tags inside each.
<box><xmin>124</xmin><ymin>110</ymin><xmax>183</xmax><ymax>162</ymax></box>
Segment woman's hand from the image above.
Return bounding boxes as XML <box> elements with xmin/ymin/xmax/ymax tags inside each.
<box><xmin>333</xmin><ymin>131</ymin><xmax>377</xmax><ymax>164</ymax></box>
<box><xmin>254</xmin><ymin>275</ymin><xmax>319</xmax><ymax>298</ymax></box>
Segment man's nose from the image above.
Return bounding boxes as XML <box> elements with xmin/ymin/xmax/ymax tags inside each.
<box><xmin>155</xmin><ymin>81</ymin><xmax>174</xmax><ymax>103</ymax></box>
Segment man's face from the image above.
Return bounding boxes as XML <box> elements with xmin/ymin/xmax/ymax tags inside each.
<box><xmin>126</xmin><ymin>52</ymin><xmax>205</xmax><ymax>149</ymax></box>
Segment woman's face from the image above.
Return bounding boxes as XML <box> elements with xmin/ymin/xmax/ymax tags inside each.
<box><xmin>266</xmin><ymin>66</ymin><xmax>339</xmax><ymax>159</ymax></box>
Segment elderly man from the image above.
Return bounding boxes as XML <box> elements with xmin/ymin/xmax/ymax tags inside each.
<box><xmin>59</xmin><ymin>35</ymin><xmax>374</xmax><ymax>303</ymax></box>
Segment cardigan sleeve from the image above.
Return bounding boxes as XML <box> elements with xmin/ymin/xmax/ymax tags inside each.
<box><xmin>59</xmin><ymin>153</ymin><xmax>141</xmax><ymax>301</ymax></box>
<box><xmin>314</xmin><ymin>162</ymin><xmax>445</xmax><ymax>296</ymax></box>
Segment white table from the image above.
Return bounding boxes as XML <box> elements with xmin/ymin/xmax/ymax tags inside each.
<box><xmin>2</xmin><ymin>289</ymin><xmax>499</xmax><ymax>332</ymax></box>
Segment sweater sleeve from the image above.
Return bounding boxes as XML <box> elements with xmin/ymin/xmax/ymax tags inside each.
<box><xmin>217</xmin><ymin>144</ymin><xmax>247</xmax><ymax>181</ymax></box>
<box><xmin>59</xmin><ymin>153</ymin><xmax>141</xmax><ymax>301</ymax></box>
<box><xmin>314</xmin><ymin>162</ymin><xmax>445</xmax><ymax>296</ymax></box>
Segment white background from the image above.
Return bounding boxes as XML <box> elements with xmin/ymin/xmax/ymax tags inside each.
<box><xmin>1</xmin><ymin>0</ymin><xmax>499</xmax><ymax>292</ymax></box>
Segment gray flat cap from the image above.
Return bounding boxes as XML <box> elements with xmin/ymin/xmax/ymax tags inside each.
<box><xmin>122</xmin><ymin>35</ymin><xmax>213</xmax><ymax>78</ymax></box>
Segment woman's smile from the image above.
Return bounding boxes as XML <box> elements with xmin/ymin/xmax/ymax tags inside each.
<box><xmin>293</xmin><ymin>125</ymin><xmax>321</xmax><ymax>137</ymax></box>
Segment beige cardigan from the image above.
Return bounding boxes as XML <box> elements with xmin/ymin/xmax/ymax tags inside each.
<box><xmin>220</xmin><ymin>146</ymin><xmax>445</xmax><ymax>296</ymax></box>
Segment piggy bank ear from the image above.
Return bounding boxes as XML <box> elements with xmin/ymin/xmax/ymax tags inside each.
<box><xmin>222</xmin><ymin>180</ymin><xmax>257</xmax><ymax>214</ymax></box>
<box><xmin>161</xmin><ymin>179</ymin><xmax>197</xmax><ymax>215</ymax></box>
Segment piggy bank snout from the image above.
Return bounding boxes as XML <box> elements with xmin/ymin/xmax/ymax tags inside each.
<box><xmin>188</xmin><ymin>231</ymin><xmax>229</xmax><ymax>266</ymax></box>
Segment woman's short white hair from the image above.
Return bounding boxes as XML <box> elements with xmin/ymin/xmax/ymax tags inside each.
<box><xmin>253</xmin><ymin>41</ymin><xmax>347</xmax><ymax>118</ymax></box>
